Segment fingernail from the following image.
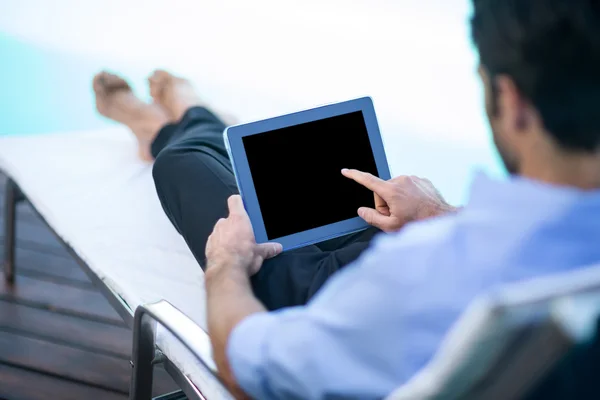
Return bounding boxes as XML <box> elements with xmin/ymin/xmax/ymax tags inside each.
<box><xmin>341</xmin><ymin>168</ymin><xmax>349</xmax><ymax>173</ymax></box>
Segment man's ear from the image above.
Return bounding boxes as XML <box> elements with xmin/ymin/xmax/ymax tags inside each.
<box><xmin>495</xmin><ymin>75</ymin><xmax>529</xmax><ymax>132</ymax></box>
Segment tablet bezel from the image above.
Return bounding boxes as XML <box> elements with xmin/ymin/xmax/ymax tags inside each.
<box><xmin>224</xmin><ymin>97</ymin><xmax>391</xmax><ymax>251</ymax></box>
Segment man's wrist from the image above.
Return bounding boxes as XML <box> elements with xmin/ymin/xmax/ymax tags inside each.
<box><xmin>205</xmin><ymin>256</ymin><xmax>250</xmax><ymax>284</ymax></box>
<box><xmin>417</xmin><ymin>202</ymin><xmax>460</xmax><ymax>220</ymax></box>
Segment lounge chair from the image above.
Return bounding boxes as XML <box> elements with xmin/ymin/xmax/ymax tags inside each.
<box><xmin>0</xmin><ymin>127</ymin><xmax>224</xmax><ymax>399</ymax></box>
<box><xmin>2</xmin><ymin>128</ymin><xmax>599</xmax><ymax>400</ymax></box>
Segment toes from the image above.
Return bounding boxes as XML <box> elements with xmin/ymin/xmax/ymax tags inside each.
<box><xmin>151</xmin><ymin>69</ymin><xmax>172</xmax><ymax>82</ymax></box>
<box><xmin>93</xmin><ymin>71</ymin><xmax>130</xmax><ymax>96</ymax></box>
<box><xmin>105</xmin><ymin>73</ymin><xmax>130</xmax><ymax>91</ymax></box>
<box><xmin>149</xmin><ymin>70</ymin><xmax>171</xmax><ymax>100</ymax></box>
<box><xmin>92</xmin><ymin>72</ymin><xmax>108</xmax><ymax>94</ymax></box>
<box><xmin>148</xmin><ymin>77</ymin><xmax>163</xmax><ymax>100</ymax></box>
<box><xmin>149</xmin><ymin>70</ymin><xmax>170</xmax><ymax>89</ymax></box>
<box><xmin>103</xmin><ymin>71</ymin><xmax>130</xmax><ymax>90</ymax></box>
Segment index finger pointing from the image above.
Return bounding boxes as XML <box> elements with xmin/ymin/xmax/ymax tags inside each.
<box><xmin>342</xmin><ymin>169</ymin><xmax>389</xmax><ymax>195</ymax></box>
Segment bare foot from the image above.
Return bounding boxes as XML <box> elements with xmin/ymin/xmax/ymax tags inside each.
<box><xmin>148</xmin><ymin>70</ymin><xmax>238</xmax><ymax>125</ymax></box>
<box><xmin>93</xmin><ymin>71</ymin><xmax>169</xmax><ymax>161</ymax></box>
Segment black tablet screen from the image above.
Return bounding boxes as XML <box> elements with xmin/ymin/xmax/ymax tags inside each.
<box><xmin>242</xmin><ymin>111</ymin><xmax>379</xmax><ymax>240</ymax></box>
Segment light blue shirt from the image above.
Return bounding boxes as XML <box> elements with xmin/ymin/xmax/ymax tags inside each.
<box><xmin>228</xmin><ymin>174</ymin><xmax>600</xmax><ymax>399</ymax></box>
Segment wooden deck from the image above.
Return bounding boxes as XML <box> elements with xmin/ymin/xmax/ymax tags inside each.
<box><xmin>0</xmin><ymin>173</ymin><xmax>178</xmax><ymax>400</ymax></box>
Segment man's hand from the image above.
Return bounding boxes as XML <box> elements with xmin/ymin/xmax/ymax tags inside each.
<box><xmin>342</xmin><ymin>169</ymin><xmax>457</xmax><ymax>232</ymax></box>
<box><xmin>206</xmin><ymin>195</ymin><xmax>282</xmax><ymax>276</ymax></box>
<box><xmin>205</xmin><ymin>195</ymin><xmax>276</xmax><ymax>399</ymax></box>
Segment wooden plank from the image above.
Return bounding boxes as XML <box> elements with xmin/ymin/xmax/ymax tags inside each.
<box><xmin>0</xmin><ymin>199</ymin><xmax>43</xmax><ymax>226</ymax></box>
<box><xmin>0</xmin><ymin>180</ymin><xmax>71</xmax><ymax>253</ymax></box>
<box><xmin>0</xmin><ymin>363</ymin><xmax>127</xmax><ymax>400</ymax></box>
<box><xmin>0</xmin><ymin>301</ymin><xmax>131</xmax><ymax>358</ymax></box>
<box><xmin>16</xmin><ymin>201</ymin><xmax>48</xmax><ymax>223</ymax></box>
<box><xmin>0</xmin><ymin>330</ymin><xmax>131</xmax><ymax>392</ymax></box>
<box><xmin>13</xmin><ymin>216</ymin><xmax>66</xmax><ymax>249</ymax></box>
<box><xmin>0</xmin><ymin>203</ymin><xmax>90</xmax><ymax>283</ymax></box>
<box><xmin>0</xmin><ymin>331</ymin><xmax>178</xmax><ymax>397</ymax></box>
<box><xmin>15</xmin><ymin>247</ymin><xmax>91</xmax><ymax>285</ymax></box>
<box><xmin>0</xmin><ymin>273</ymin><xmax>124</xmax><ymax>325</ymax></box>
<box><xmin>0</xmin><ymin>178</ymin><xmax>51</xmax><ymax>228</ymax></box>
<box><xmin>0</xmin><ymin>172</ymin><xmax>65</xmax><ymax>245</ymax></box>
<box><xmin>0</xmin><ymin>200</ymin><xmax>40</xmax><ymax>226</ymax></box>
<box><xmin>0</xmin><ymin>214</ymin><xmax>69</xmax><ymax>254</ymax></box>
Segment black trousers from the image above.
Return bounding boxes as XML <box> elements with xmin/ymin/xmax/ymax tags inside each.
<box><xmin>151</xmin><ymin>107</ymin><xmax>380</xmax><ymax>310</ymax></box>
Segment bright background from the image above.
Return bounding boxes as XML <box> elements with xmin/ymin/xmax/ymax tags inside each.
<box><xmin>0</xmin><ymin>0</ymin><xmax>504</xmax><ymax>205</ymax></box>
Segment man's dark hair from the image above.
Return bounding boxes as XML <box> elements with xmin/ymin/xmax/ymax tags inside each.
<box><xmin>471</xmin><ymin>0</ymin><xmax>600</xmax><ymax>152</ymax></box>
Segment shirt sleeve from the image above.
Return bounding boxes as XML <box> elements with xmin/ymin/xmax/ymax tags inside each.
<box><xmin>226</xmin><ymin>228</ymin><xmax>455</xmax><ymax>400</ymax></box>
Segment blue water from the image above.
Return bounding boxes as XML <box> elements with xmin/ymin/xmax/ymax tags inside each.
<box><xmin>0</xmin><ymin>33</ymin><xmax>155</xmax><ymax>136</ymax></box>
<box><xmin>0</xmin><ymin>34</ymin><xmax>101</xmax><ymax>135</ymax></box>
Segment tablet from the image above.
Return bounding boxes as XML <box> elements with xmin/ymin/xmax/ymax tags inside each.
<box><xmin>224</xmin><ymin>97</ymin><xmax>391</xmax><ymax>251</ymax></box>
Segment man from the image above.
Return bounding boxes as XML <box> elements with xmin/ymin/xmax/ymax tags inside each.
<box><xmin>93</xmin><ymin>0</ymin><xmax>600</xmax><ymax>398</ymax></box>
<box><xmin>94</xmin><ymin>70</ymin><xmax>448</xmax><ymax>312</ymax></box>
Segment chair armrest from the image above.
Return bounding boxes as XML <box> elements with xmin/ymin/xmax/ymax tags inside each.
<box><xmin>130</xmin><ymin>300</ymin><xmax>233</xmax><ymax>400</ymax></box>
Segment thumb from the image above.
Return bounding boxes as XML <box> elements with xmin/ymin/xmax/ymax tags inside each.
<box><xmin>357</xmin><ymin>207</ymin><xmax>393</xmax><ymax>230</ymax></box>
<box><xmin>227</xmin><ymin>195</ymin><xmax>247</xmax><ymax>216</ymax></box>
<box><xmin>256</xmin><ymin>242</ymin><xmax>284</xmax><ymax>260</ymax></box>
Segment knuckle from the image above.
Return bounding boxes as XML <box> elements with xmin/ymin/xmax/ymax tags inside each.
<box><xmin>215</xmin><ymin>218</ymin><xmax>226</xmax><ymax>228</ymax></box>
<box><xmin>394</xmin><ymin>175</ymin><xmax>410</xmax><ymax>184</ymax></box>
<box><xmin>205</xmin><ymin>235</ymin><xmax>214</xmax><ymax>252</ymax></box>
<box><xmin>388</xmin><ymin>181</ymin><xmax>401</xmax><ymax>192</ymax></box>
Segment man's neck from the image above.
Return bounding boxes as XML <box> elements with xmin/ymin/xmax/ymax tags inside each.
<box><xmin>521</xmin><ymin>150</ymin><xmax>600</xmax><ymax>190</ymax></box>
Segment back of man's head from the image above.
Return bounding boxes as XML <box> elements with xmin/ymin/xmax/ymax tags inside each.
<box><xmin>470</xmin><ymin>0</ymin><xmax>600</xmax><ymax>187</ymax></box>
